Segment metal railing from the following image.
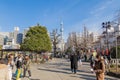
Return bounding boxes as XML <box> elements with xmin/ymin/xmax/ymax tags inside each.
<box><xmin>111</xmin><ymin>59</ymin><xmax>120</xmax><ymax>65</ymax></box>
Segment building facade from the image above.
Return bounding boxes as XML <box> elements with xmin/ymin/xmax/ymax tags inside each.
<box><xmin>14</xmin><ymin>27</ymin><xmax>19</xmax><ymax>44</ymax></box>
<box><xmin>17</xmin><ymin>33</ymin><xmax>23</xmax><ymax>44</ymax></box>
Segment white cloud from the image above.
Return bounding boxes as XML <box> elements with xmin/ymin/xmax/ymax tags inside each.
<box><xmin>68</xmin><ymin>12</ymin><xmax>114</xmax><ymax>35</ymax></box>
<box><xmin>90</xmin><ymin>0</ymin><xmax>114</xmax><ymax>15</ymax></box>
<box><xmin>90</xmin><ymin>6</ymin><xmax>106</xmax><ymax>15</ymax></box>
<box><xmin>68</xmin><ymin>0</ymin><xmax>116</xmax><ymax>34</ymax></box>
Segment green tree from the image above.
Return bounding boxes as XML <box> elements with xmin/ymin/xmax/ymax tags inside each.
<box><xmin>21</xmin><ymin>24</ymin><xmax>52</xmax><ymax>52</ymax></box>
<box><xmin>111</xmin><ymin>46</ymin><xmax>120</xmax><ymax>58</ymax></box>
<box><xmin>0</xmin><ymin>45</ymin><xmax>3</xmax><ymax>58</ymax></box>
<box><xmin>0</xmin><ymin>45</ymin><xmax>2</xmax><ymax>50</ymax></box>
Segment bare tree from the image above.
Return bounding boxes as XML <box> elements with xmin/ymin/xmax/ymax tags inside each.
<box><xmin>67</xmin><ymin>32</ymin><xmax>81</xmax><ymax>52</ymax></box>
<box><xmin>66</xmin><ymin>26</ymin><xmax>94</xmax><ymax>54</ymax></box>
<box><xmin>50</xmin><ymin>29</ymin><xmax>61</xmax><ymax>57</ymax></box>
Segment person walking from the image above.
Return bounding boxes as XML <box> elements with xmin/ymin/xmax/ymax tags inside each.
<box><xmin>78</xmin><ymin>53</ymin><xmax>82</xmax><ymax>67</ymax></box>
<box><xmin>23</xmin><ymin>55</ymin><xmax>31</xmax><ymax>78</ymax></box>
<box><xmin>35</xmin><ymin>54</ymin><xmax>39</xmax><ymax>64</ymax></box>
<box><xmin>29</xmin><ymin>53</ymin><xmax>33</xmax><ymax>63</ymax></box>
<box><xmin>15</xmin><ymin>55</ymin><xmax>22</xmax><ymax>80</ymax></box>
<box><xmin>8</xmin><ymin>54</ymin><xmax>14</xmax><ymax>70</ymax></box>
<box><xmin>94</xmin><ymin>54</ymin><xmax>105</xmax><ymax>80</ymax></box>
<box><xmin>7</xmin><ymin>58</ymin><xmax>12</xmax><ymax>80</ymax></box>
<box><xmin>70</xmin><ymin>52</ymin><xmax>79</xmax><ymax>74</ymax></box>
<box><xmin>89</xmin><ymin>54</ymin><xmax>95</xmax><ymax>73</ymax></box>
<box><xmin>0</xmin><ymin>59</ymin><xmax>9</xmax><ymax>80</ymax></box>
<box><xmin>84</xmin><ymin>54</ymin><xmax>87</xmax><ymax>62</ymax></box>
<box><xmin>93</xmin><ymin>50</ymin><xmax>97</xmax><ymax>59</ymax></box>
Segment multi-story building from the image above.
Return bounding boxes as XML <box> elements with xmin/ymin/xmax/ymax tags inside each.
<box><xmin>0</xmin><ymin>35</ymin><xmax>4</xmax><ymax>45</ymax></box>
<box><xmin>1</xmin><ymin>27</ymin><xmax>22</xmax><ymax>49</ymax></box>
<box><xmin>97</xmin><ymin>24</ymin><xmax>120</xmax><ymax>49</ymax></box>
<box><xmin>0</xmin><ymin>32</ymin><xmax>9</xmax><ymax>37</ymax></box>
<box><xmin>14</xmin><ymin>27</ymin><xmax>19</xmax><ymax>44</ymax></box>
<box><xmin>92</xmin><ymin>32</ymin><xmax>100</xmax><ymax>49</ymax></box>
<box><xmin>17</xmin><ymin>33</ymin><xmax>23</xmax><ymax>44</ymax></box>
<box><xmin>6</xmin><ymin>38</ymin><xmax>13</xmax><ymax>45</ymax></box>
<box><xmin>22</xmin><ymin>28</ymin><xmax>29</xmax><ymax>42</ymax></box>
<box><xmin>0</xmin><ymin>32</ymin><xmax>9</xmax><ymax>45</ymax></box>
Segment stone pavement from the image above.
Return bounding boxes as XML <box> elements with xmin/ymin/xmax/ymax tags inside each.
<box><xmin>20</xmin><ymin>58</ymin><xmax>119</xmax><ymax>80</ymax></box>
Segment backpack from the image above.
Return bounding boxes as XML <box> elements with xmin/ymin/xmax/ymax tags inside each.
<box><xmin>16</xmin><ymin>60</ymin><xmax>22</xmax><ymax>68</ymax></box>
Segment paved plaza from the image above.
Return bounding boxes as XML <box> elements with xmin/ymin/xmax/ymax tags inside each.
<box><xmin>20</xmin><ymin>58</ymin><xmax>119</xmax><ymax>80</ymax></box>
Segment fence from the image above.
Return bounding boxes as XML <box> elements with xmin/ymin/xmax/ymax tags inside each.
<box><xmin>111</xmin><ymin>59</ymin><xmax>120</xmax><ymax>65</ymax></box>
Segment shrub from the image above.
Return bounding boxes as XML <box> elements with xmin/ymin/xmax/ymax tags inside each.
<box><xmin>111</xmin><ymin>47</ymin><xmax>120</xmax><ymax>58</ymax></box>
<box><xmin>118</xmin><ymin>65</ymin><xmax>120</xmax><ymax>68</ymax></box>
<box><xmin>110</xmin><ymin>64</ymin><xmax>115</xmax><ymax>68</ymax></box>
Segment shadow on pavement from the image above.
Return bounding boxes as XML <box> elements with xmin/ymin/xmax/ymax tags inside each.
<box><xmin>82</xmin><ymin>62</ymin><xmax>90</xmax><ymax>66</ymax></box>
<box><xmin>72</xmin><ymin>73</ymin><xmax>117</xmax><ymax>80</ymax></box>
<box><xmin>30</xmin><ymin>79</ymin><xmax>40</xmax><ymax>80</ymax></box>
<box><xmin>61</xmin><ymin>68</ymin><xmax>71</xmax><ymax>71</ymax></box>
<box><xmin>76</xmin><ymin>73</ymin><xmax>96</xmax><ymax>80</ymax></box>
<box><xmin>78</xmin><ymin>76</ymin><xmax>96</xmax><ymax>80</ymax></box>
<box><xmin>61</xmin><ymin>68</ymin><xmax>92</xmax><ymax>74</ymax></box>
<box><xmin>77</xmin><ymin>69</ymin><xmax>92</xmax><ymax>74</ymax></box>
<box><xmin>78</xmin><ymin>76</ymin><xmax>118</xmax><ymax>80</ymax></box>
<box><xmin>38</xmin><ymin>68</ymin><xmax>71</xmax><ymax>74</ymax></box>
<box><xmin>48</xmin><ymin>62</ymin><xmax>70</xmax><ymax>67</ymax></box>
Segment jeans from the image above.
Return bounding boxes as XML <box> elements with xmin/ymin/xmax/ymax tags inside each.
<box><xmin>71</xmin><ymin>69</ymin><xmax>77</xmax><ymax>73</ymax></box>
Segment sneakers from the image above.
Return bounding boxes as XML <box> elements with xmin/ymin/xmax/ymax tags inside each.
<box><xmin>74</xmin><ymin>72</ymin><xmax>76</xmax><ymax>74</ymax></box>
<box><xmin>28</xmin><ymin>76</ymin><xmax>31</xmax><ymax>79</ymax></box>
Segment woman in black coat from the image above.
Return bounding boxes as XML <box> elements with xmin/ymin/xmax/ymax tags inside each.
<box><xmin>70</xmin><ymin>53</ymin><xmax>79</xmax><ymax>74</ymax></box>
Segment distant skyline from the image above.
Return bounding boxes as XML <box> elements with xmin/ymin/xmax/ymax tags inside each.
<box><xmin>0</xmin><ymin>0</ymin><xmax>120</xmax><ymax>41</ymax></box>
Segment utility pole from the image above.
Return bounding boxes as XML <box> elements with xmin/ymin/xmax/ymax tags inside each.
<box><xmin>111</xmin><ymin>21</ymin><xmax>120</xmax><ymax>72</ymax></box>
<box><xmin>102</xmin><ymin>21</ymin><xmax>111</xmax><ymax>72</ymax></box>
<box><xmin>102</xmin><ymin>21</ymin><xmax>111</xmax><ymax>50</ymax></box>
<box><xmin>114</xmin><ymin>23</ymin><xmax>120</xmax><ymax>72</ymax></box>
<box><xmin>115</xmin><ymin>33</ymin><xmax>118</xmax><ymax>72</ymax></box>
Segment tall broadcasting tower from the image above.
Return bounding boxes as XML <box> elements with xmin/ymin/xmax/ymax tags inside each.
<box><xmin>60</xmin><ymin>21</ymin><xmax>64</xmax><ymax>52</ymax></box>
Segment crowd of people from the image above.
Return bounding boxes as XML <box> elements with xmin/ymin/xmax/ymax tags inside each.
<box><xmin>0</xmin><ymin>52</ymin><xmax>52</xmax><ymax>80</ymax></box>
<box><xmin>70</xmin><ymin>49</ymin><xmax>110</xmax><ymax>80</ymax></box>
<box><xmin>0</xmin><ymin>49</ymin><xmax>111</xmax><ymax>80</ymax></box>
<box><xmin>0</xmin><ymin>53</ymin><xmax>32</xmax><ymax>80</ymax></box>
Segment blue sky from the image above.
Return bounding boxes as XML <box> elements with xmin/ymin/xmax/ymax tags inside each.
<box><xmin>0</xmin><ymin>0</ymin><xmax>120</xmax><ymax>41</ymax></box>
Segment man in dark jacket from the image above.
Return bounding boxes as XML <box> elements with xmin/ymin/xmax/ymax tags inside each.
<box><xmin>70</xmin><ymin>53</ymin><xmax>79</xmax><ymax>74</ymax></box>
